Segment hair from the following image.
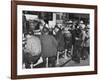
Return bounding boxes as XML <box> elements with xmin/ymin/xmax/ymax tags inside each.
<box><xmin>75</xmin><ymin>23</ymin><xmax>79</xmax><ymax>28</ymax></box>
<box><xmin>34</xmin><ymin>22</ymin><xmax>40</xmax><ymax>30</ymax></box>
<box><xmin>44</xmin><ymin>19</ymin><xmax>48</xmax><ymax>24</ymax></box>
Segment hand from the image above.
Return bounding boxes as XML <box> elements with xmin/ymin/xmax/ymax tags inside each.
<box><xmin>75</xmin><ymin>37</ymin><xmax>79</xmax><ymax>40</ymax></box>
<box><xmin>81</xmin><ymin>43</ymin><xmax>84</xmax><ymax>47</ymax></box>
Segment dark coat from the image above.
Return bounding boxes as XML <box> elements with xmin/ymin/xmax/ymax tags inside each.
<box><xmin>72</xmin><ymin>28</ymin><xmax>82</xmax><ymax>46</ymax></box>
<box><xmin>55</xmin><ymin>30</ymin><xmax>65</xmax><ymax>52</ymax></box>
<box><xmin>40</xmin><ymin>34</ymin><xmax>58</xmax><ymax>58</ymax></box>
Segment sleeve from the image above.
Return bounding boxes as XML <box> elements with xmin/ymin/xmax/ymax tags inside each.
<box><xmin>51</xmin><ymin>36</ymin><xmax>58</xmax><ymax>47</ymax></box>
<box><xmin>81</xmin><ymin>31</ymin><xmax>86</xmax><ymax>47</ymax></box>
<box><xmin>24</xmin><ymin>38</ymin><xmax>32</xmax><ymax>53</ymax></box>
<box><xmin>82</xmin><ymin>31</ymin><xmax>86</xmax><ymax>41</ymax></box>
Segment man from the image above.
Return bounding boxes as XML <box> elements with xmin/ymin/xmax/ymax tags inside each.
<box><xmin>54</xmin><ymin>24</ymin><xmax>65</xmax><ymax>52</ymax></box>
<box><xmin>40</xmin><ymin>27</ymin><xmax>58</xmax><ymax>67</ymax></box>
<box><xmin>80</xmin><ymin>22</ymin><xmax>89</xmax><ymax>60</ymax></box>
<box><xmin>63</xmin><ymin>20</ymin><xmax>73</xmax><ymax>56</ymax></box>
<box><xmin>72</xmin><ymin>22</ymin><xmax>82</xmax><ymax>63</ymax></box>
<box><xmin>23</xmin><ymin>31</ymin><xmax>41</xmax><ymax>68</ymax></box>
<box><xmin>85</xmin><ymin>24</ymin><xmax>90</xmax><ymax>54</ymax></box>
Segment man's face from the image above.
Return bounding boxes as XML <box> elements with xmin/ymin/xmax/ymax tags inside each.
<box><xmin>54</xmin><ymin>28</ymin><xmax>59</xmax><ymax>33</ymax></box>
<box><xmin>26</xmin><ymin>34</ymin><xmax>31</xmax><ymax>39</ymax></box>
<box><xmin>29</xmin><ymin>21</ymin><xmax>38</xmax><ymax>30</ymax></box>
<box><xmin>68</xmin><ymin>23</ymin><xmax>72</xmax><ymax>27</ymax></box>
<box><xmin>40</xmin><ymin>25</ymin><xmax>43</xmax><ymax>30</ymax></box>
<box><xmin>79</xmin><ymin>23</ymin><xmax>85</xmax><ymax>29</ymax></box>
<box><xmin>29</xmin><ymin>22</ymin><xmax>35</xmax><ymax>30</ymax></box>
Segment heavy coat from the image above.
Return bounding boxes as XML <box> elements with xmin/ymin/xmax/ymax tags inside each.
<box><xmin>25</xmin><ymin>35</ymin><xmax>41</xmax><ymax>56</ymax></box>
<box><xmin>55</xmin><ymin>30</ymin><xmax>65</xmax><ymax>52</ymax></box>
<box><xmin>40</xmin><ymin>34</ymin><xmax>58</xmax><ymax>58</ymax></box>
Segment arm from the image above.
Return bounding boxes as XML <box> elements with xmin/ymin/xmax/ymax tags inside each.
<box><xmin>51</xmin><ymin>36</ymin><xmax>58</xmax><ymax>47</ymax></box>
<box><xmin>81</xmin><ymin>31</ymin><xmax>86</xmax><ymax>47</ymax></box>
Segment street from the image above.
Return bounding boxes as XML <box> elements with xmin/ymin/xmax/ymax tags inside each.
<box><xmin>63</xmin><ymin>56</ymin><xmax>89</xmax><ymax>67</ymax></box>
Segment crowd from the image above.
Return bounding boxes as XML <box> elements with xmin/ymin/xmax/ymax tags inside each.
<box><xmin>22</xmin><ymin>18</ymin><xmax>90</xmax><ymax>68</ymax></box>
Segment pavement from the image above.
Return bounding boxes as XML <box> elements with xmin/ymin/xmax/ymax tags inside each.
<box><xmin>23</xmin><ymin>54</ymin><xmax>89</xmax><ymax>68</ymax></box>
<box><xmin>63</xmin><ymin>57</ymin><xmax>90</xmax><ymax>67</ymax></box>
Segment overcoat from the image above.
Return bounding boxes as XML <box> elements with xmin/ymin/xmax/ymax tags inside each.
<box><xmin>40</xmin><ymin>34</ymin><xmax>58</xmax><ymax>58</ymax></box>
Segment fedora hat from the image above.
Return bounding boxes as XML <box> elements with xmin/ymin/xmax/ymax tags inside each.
<box><xmin>67</xmin><ymin>20</ymin><xmax>73</xmax><ymax>24</ymax></box>
<box><xmin>80</xmin><ymin>20</ymin><xmax>84</xmax><ymax>24</ymax></box>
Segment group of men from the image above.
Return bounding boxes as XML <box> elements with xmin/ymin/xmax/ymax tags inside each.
<box><xmin>22</xmin><ymin>19</ymin><xmax>90</xmax><ymax>68</ymax></box>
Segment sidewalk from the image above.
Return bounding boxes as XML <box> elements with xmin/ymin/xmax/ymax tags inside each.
<box><xmin>63</xmin><ymin>57</ymin><xmax>89</xmax><ymax>67</ymax></box>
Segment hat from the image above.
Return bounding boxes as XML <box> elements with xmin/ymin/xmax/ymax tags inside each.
<box><xmin>34</xmin><ymin>18</ymin><xmax>39</xmax><ymax>22</ymax></box>
<box><xmin>55</xmin><ymin>24</ymin><xmax>60</xmax><ymax>29</ymax></box>
<box><xmin>84</xmin><ymin>26</ymin><xmax>90</xmax><ymax>30</ymax></box>
<box><xmin>42</xmin><ymin>27</ymin><xmax>49</xmax><ymax>33</ymax></box>
<box><xmin>80</xmin><ymin>20</ymin><xmax>84</xmax><ymax>24</ymax></box>
<box><xmin>68</xmin><ymin>20</ymin><xmax>73</xmax><ymax>24</ymax></box>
